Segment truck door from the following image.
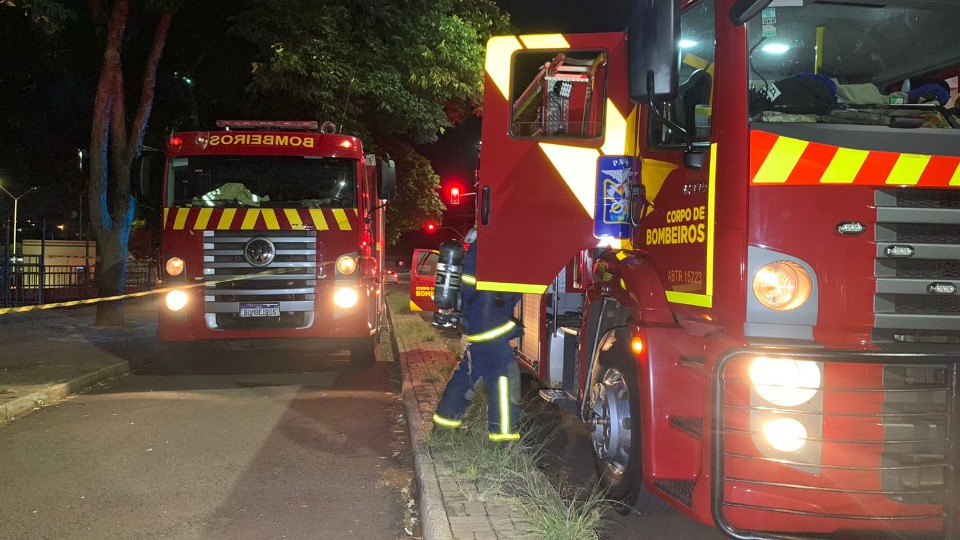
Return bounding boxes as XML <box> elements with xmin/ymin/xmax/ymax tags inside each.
<box><xmin>475</xmin><ymin>32</ymin><xmax>632</xmax><ymax>293</ymax></box>
<box><xmin>409</xmin><ymin>248</ymin><xmax>439</xmax><ymax>312</ymax></box>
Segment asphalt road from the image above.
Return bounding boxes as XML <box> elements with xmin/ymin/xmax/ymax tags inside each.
<box><xmin>0</xmin><ymin>343</ymin><xmax>412</xmax><ymax>540</ymax></box>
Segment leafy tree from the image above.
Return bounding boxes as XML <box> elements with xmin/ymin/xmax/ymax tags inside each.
<box><xmin>378</xmin><ymin>137</ymin><xmax>447</xmax><ymax>246</ymax></box>
<box><xmin>7</xmin><ymin>0</ymin><xmax>177</xmax><ymax>325</ymax></box>
<box><xmin>231</xmin><ymin>0</ymin><xmax>509</xmax><ymax>244</ymax></box>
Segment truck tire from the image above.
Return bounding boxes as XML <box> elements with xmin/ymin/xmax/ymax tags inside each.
<box><xmin>350</xmin><ymin>335</ymin><xmax>378</xmax><ymax>370</ymax></box>
<box><xmin>588</xmin><ymin>328</ymin><xmax>671</xmax><ymax>516</ymax></box>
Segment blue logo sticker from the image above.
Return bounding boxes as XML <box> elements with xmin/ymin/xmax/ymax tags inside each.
<box><xmin>594</xmin><ymin>156</ymin><xmax>633</xmax><ymax>240</ymax></box>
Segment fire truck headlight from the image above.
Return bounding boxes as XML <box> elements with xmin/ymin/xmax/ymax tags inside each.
<box><xmin>750</xmin><ymin>357</ymin><xmax>821</xmax><ymax>407</ymax></box>
<box><xmin>165</xmin><ymin>257</ymin><xmax>185</xmax><ymax>277</ymax></box>
<box><xmin>762</xmin><ymin>417</ymin><xmax>807</xmax><ymax>452</ymax></box>
<box><xmin>333</xmin><ymin>287</ymin><xmax>359</xmax><ymax>309</ymax></box>
<box><xmin>336</xmin><ymin>255</ymin><xmax>357</xmax><ymax>275</ymax></box>
<box><xmin>752</xmin><ymin>260</ymin><xmax>813</xmax><ymax>311</ymax></box>
<box><xmin>165</xmin><ymin>289</ymin><xmax>188</xmax><ymax>312</ymax></box>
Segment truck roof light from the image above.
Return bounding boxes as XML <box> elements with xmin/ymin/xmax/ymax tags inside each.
<box><xmin>339</xmin><ymin>140</ymin><xmax>353</xmax><ymax>149</ymax></box>
<box><xmin>169</xmin><ymin>136</ymin><xmax>183</xmax><ymax>147</ymax></box>
<box><xmin>215</xmin><ymin>120</ymin><xmax>319</xmax><ymax>131</ymax></box>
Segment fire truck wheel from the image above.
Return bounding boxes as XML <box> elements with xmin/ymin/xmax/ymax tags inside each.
<box><xmin>349</xmin><ymin>335</ymin><xmax>378</xmax><ymax>370</ymax></box>
<box><xmin>589</xmin><ymin>328</ymin><xmax>671</xmax><ymax>516</ymax></box>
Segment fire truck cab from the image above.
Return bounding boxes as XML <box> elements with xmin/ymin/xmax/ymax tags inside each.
<box><xmin>156</xmin><ymin>120</ymin><xmax>395</xmax><ymax>369</ymax></box>
<box><xmin>476</xmin><ymin>0</ymin><xmax>960</xmax><ymax>537</ymax></box>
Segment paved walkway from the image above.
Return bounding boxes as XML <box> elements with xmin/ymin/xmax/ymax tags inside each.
<box><xmin>389</xmin><ymin>307</ymin><xmax>532</xmax><ymax>540</ymax></box>
<box><xmin>0</xmin><ymin>295</ymin><xmax>539</xmax><ymax>540</ymax></box>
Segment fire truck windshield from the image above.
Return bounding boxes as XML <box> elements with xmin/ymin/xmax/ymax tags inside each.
<box><xmin>746</xmin><ymin>1</ymin><xmax>960</xmax><ymax>127</ymax></box>
<box><xmin>167</xmin><ymin>155</ymin><xmax>358</xmax><ymax>208</ymax></box>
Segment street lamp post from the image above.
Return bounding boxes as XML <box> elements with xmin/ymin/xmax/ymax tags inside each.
<box><xmin>0</xmin><ymin>184</ymin><xmax>37</xmax><ymax>257</ymax></box>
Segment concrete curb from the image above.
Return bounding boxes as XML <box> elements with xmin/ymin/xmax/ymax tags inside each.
<box><xmin>387</xmin><ymin>303</ymin><xmax>454</xmax><ymax>540</ymax></box>
<box><xmin>0</xmin><ymin>361</ymin><xmax>129</xmax><ymax>423</ymax></box>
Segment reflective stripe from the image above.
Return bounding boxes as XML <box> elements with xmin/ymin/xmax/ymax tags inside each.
<box><xmin>465</xmin><ymin>320</ymin><xmax>517</xmax><ymax>343</ymax></box>
<box><xmin>432</xmin><ymin>414</ymin><xmax>462</xmax><ymax>428</ymax></box>
<box><xmin>498</xmin><ymin>376</ymin><xmax>511</xmax><ymax>436</ymax></box>
<box><xmin>489</xmin><ymin>433</ymin><xmax>520</xmax><ymax>442</ymax></box>
<box><xmin>462</xmin><ymin>274</ymin><xmax>477</xmax><ymax>285</ymax></box>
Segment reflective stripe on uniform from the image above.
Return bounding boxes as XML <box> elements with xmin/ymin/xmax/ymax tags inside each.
<box><xmin>489</xmin><ymin>433</ymin><xmax>520</xmax><ymax>442</ymax></box>
<box><xmin>432</xmin><ymin>414</ymin><xmax>462</xmax><ymax>428</ymax></box>
<box><xmin>498</xmin><ymin>376</ymin><xmax>514</xmax><ymax>439</ymax></box>
<box><xmin>462</xmin><ymin>274</ymin><xmax>477</xmax><ymax>285</ymax></box>
<box><xmin>465</xmin><ymin>320</ymin><xmax>517</xmax><ymax>343</ymax></box>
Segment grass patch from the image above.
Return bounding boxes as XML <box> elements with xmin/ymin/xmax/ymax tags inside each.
<box><xmin>386</xmin><ymin>291</ymin><xmax>412</xmax><ymax>314</ymax></box>
<box><xmin>393</xmin><ymin>320</ymin><xmax>437</xmax><ymax>343</ymax></box>
<box><xmin>428</xmin><ymin>390</ymin><xmax>613</xmax><ymax>538</ymax></box>
<box><xmin>419</xmin><ymin>359</ymin><xmax>455</xmax><ymax>383</ymax></box>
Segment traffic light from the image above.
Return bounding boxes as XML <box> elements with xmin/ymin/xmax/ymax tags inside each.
<box><xmin>449</xmin><ymin>186</ymin><xmax>460</xmax><ymax>205</ymax></box>
<box><xmin>425</xmin><ymin>221</ymin><xmax>437</xmax><ymax>232</ymax></box>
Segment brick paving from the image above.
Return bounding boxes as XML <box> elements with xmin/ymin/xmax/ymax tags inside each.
<box><xmin>390</xmin><ymin>305</ymin><xmax>537</xmax><ymax>540</ymax></box>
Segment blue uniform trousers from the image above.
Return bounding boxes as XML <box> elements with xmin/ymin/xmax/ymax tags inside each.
<box><xmin>433</xmin><ymin>337</ymin><xmax>521</xmax><ymax>441</ymax></box>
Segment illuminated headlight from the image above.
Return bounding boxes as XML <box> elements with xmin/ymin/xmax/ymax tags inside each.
<box><xmin>165</xmin><ymin>289</ymin><xmax>188</xmax><ymax>311</ymax></box>
<box><xmin>752</xmin><ymin>260</ymin><xmax>813</xmax><ymax>311</ymax></box>
<box><xmin>333</xmin><ymin>287</ymin><xmax>359</xmax><ymax>308</ymax></box>
<box><xmin>749</xmin><ymin>357</ymin><xmax>821</xmax><ymax>407</ymax></box>
<box><xmin>165</xmin><ymin>257</ymin><xmax>185</xmax><ymax>276</ymax></box>
<box><xmin>762</xmin><ymin>417</ymin><xmax>807</xmax><ymax>452</ymax></box>
<box><xmin>336</xmin><ymin>255</ymin><xmax>357</xmax><ymax>275</ymax></box>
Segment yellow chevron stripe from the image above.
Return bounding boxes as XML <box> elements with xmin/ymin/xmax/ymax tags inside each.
<box><xmin>332</xmin><ymin>209</ymin><xmax>351</xmax><ymax>231</ymax></box>
<box><xmin>241</xmin><ymin>209</ymin><xmax>260</xmax><ymax>229</ymax></box>
<box><xmin>163</xmin><ymin>208</ymin><xmax>169</xmax><ymax>227</ymax></box>
<box><xmin>217</xmin><ymin>208</ymin><xmax>236</xmax><ymax>230</ymax></box>
<box><xmin>262</xmin><ymin>208</ymin><xmax>280</xmax><ymax>230</ymax></box>
<box><xmin>754</xmin><ymin>137</ymin><xmax>808</xmax><ymax>184</ymax></box>
<box><xmin>309</xmin><ymin>209</ymin><xmax>329</xmax><ymax>231</ymax></box>
<box><xmin>952</xmin><ymin>164</ymin><xmax>960</xmax><ymax>186</ymax></box>
<box><xmin>821</xmin><ymin>147</ymin><xmax>869</xmax><ymax>184</ymax></box>
<box><xmin>886</xmin><ymin>153</ymin><xmax>930</xmax><ymax>186</ymax></box>
<box><xmin>284</xmin><ymin>209</ymin><xmax>304</xmax><ymax>230</ymax></box>
<box><xmin>194</xmin><ymin>208</ymin><xmax>212</xmax><ymax>229</ymax></box>
<box><xmin>173</xmin><ymin>208</ymin><xmax>190</xmax><ymax>230</ymax></box>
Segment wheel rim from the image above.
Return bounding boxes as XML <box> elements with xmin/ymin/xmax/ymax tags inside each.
<box><xmin>590</xmin><ymin>366</ymin><xmax>633</xmax><ymax>480</ymax></box>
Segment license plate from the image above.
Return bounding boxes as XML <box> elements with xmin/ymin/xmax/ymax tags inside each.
<box><xmin>239</xmin><ymin>303</ymin><xmax>280</xmax><ymax>318</ymax></box>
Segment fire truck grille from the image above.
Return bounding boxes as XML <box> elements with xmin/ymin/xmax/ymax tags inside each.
<box><xmin>880</xmin><ymin>364</ymin><xmax>949</xmax><ymax>505</ymax></box>
<box><xmin>202</xmin><ymin>230</ymin><xmax>317</xmax><ymax>331</ymax></box>
<box><xmin>874</xmin><ymin>189</ymin><xmax>960</xmax><ymax>344</ymax></box>
<box><xmin>714</xmin><ymin>352</ymin><xmax>960</xmax><ymax>536</ymax></box>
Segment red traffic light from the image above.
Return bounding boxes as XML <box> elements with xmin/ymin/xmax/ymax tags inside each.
<box><xmin>425</xmin><ymin>222</ymin><xmax>437</xmax><ymax>232</ymax></box>
<box><xmin>449</xmin><ymin>186</ymin><xmax>460</xmax><ymax>205</ymax></box>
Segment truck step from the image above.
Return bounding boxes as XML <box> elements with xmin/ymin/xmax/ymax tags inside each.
<box><xmin>671</xmin><ymin>417</ymin><xmax>703</xmax><ymax>438</ymax></box>
<box><xmin>538</xmin><ymin>389</ymin><xmax>579</xmax><ymax>413</ymax></box>
<box><xmin>654</xmin><ymin>479</ymin><xmax>696</xmax><ymax>508</ymax></box>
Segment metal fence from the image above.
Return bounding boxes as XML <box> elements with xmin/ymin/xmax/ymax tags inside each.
<box><xmin>1</xmin><ymin>254</ymin><xmax>157</xmax><ymax>308</ymax></box>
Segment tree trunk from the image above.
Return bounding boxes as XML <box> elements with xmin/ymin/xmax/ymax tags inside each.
<box><xmin>85</xmin><ymin>0</ymin><xmax>172</xmax><ymax>326</ymax></box>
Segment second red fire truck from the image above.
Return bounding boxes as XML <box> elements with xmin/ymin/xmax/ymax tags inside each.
<box><xmin>155</xmin><ymin>120</ymin><xmax>395</xmax><ymax>369</ymax></box>
<box><xmin>474</xmin><ymin>0</ymin><xmax>960</xmax><ymax>537</ymax></box>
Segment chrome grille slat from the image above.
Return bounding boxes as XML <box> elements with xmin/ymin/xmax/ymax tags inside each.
<box><xmin>874</xmin><ymin>189</ymin><xmax>960</xmax><ymax>343</ymax></box>
<box><xmin>203</xmin><ymin>230</ymin><xmax>318</xmax><ymax>330</ymax></box>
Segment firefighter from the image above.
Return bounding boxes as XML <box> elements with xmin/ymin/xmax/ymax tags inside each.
<box><xmin>432</xmin><ymin>229</ymin><xmax>523</xmax><ymax>442</ymax></box>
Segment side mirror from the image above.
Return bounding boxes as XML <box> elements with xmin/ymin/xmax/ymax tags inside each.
<box><xmin>628</xmin><ymin>0</ymin><xmax>680</xmax><ymax>103</ymax></box>
<box><xmin>729</xmin><ymin>0</ymin><xmax>773</xmax><ymax>26</ymax></box>
<box><xmin>131</xmin><ymin>150</ymin><xmax>157</xmax><ymax>200</ymax></box>
<box><xmin>377</xmin><ymin>158</ymin><xmax>396</xmax><ymax>201</ymax></box>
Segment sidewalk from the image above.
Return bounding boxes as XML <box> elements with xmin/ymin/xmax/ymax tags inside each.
<box><xmin>0</xmin><ymin>295</ymin><xmax>537</xmax><ymax>540</ymax></box>
<box><xmin>389</xmin><ymin>305</ymin><xmax>533</xmax><ymax>540</ymax></box>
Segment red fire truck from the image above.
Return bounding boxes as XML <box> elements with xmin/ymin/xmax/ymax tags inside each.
<box><xmin>475</xmin><ymin>0</ymin><xmax>960</xmax><ymax>537</ymax></box>
<box><xmin>155</xmin><ymin>120</ymin><xmax>395</xmax><ymax>369</ymax></box>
